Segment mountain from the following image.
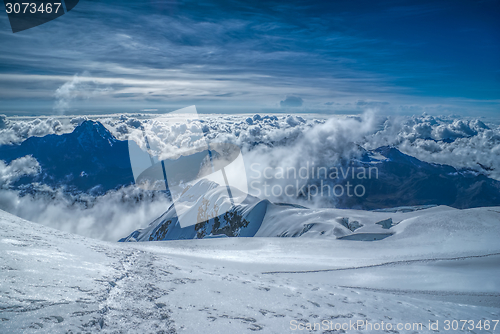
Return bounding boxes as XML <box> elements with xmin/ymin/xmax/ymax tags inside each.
<box><xmin>0</xmin><ymin>120</ymin><xmax>134</xmax><ymax>194</ymax></box>
<box><xmin>312</xmin><ymin>146</ymin><xmax>500</xmax><ymax>210</ymax></box>
<box><xmin>120</xmin><ymin>179</ymin><xmax>269</xmax><ymax>241</ymax></box>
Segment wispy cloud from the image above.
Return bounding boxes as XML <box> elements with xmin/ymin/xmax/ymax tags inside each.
<box><xmin>0</xmin><ymin>0</ymin><xmax>498</xmax><ymax>115</ymax></box>
<box><xmin>54</xmin><ymin>72</ymin><xmax>113</xmax><ymax>114</ymax></box>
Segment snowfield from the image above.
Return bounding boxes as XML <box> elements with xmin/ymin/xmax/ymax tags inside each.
<box><xmin>1</xmin><ymin>207</ymin><xmax>499</xmax><ymax>333</ymax></box>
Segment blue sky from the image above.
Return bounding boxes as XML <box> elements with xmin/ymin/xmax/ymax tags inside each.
<box><xmin>0</xmin><ymin>0</ymin><xmax>498</xmax><ymax>115</ymax></box>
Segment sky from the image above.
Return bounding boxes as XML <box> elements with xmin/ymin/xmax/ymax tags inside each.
<box><xmin>0</xmin><ymin>0</ymin><xmax>499</xmax><ymax>116</ymax></box>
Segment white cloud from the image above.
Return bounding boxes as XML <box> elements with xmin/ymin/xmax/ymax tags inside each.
<box><xmin>365</xmin><ymin>115</ymin><xmax>500</xmax><ymax>180</ymax></box>
<box><xmin>0</xmin><ymin>185</ymin><xmax>169</xmax><ymax>241</ymax></box>
<box><xmin>280</xmin><ymin>96</ymin><xmax>303</xmax><ymax>108</ymax></box>
<box><xmin>0</xmin><ymin>116</ymin><xmax>75</xmax><ymax>145</ymax></box>
<box><xmin>53</xmin><ymin>72</ymin><xmax>113</xmax><ymax>114</ymax></box>
<box><xmin>0</xmin><ymin>114</ymin><xmax>8</xmax><ymax>129</ymax></box>
<box><xmin>0</xmin><ymin>156</ymin><xmax>40</xmax><ymax>188</ymax></box>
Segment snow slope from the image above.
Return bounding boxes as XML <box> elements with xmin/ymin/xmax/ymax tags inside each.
<box><xmin>1</xmin><ymin>208</ymin><xmax>499</xmax><ymax>333</ymax></box>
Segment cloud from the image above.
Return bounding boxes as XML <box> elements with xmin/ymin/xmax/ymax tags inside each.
<box><xmin>0</xmin><ymin>115</ymin><xmax>8</xmax><ymax>129</ymax></box>
<box><xmin>285</xmin><ymin>115</ymin><xmax>306</xmax><ymax>127</ymax></box>
<box><xmin>0</xmin><ymin>185</ymin><xmax>170</xmax><ymax>241</ymax></box>
<box><xmin>2</xmin><ymin>113</ymin><xmax>499</xmax><ymax>183</ymax></box>
<box><xmin>0</xmin><ymin>156</ymin><xmax>40</xmax><ymax>188</ymax></box>
<box><xmin>365</xmin><ymin>115</ymin><xmax>500</xmax><ymax>180</ymax></box>
<box><xmin>114</xmin><ymin>112</ymin><xmax>500</xmax><ymax>186</ymax></box>
<box><xmin>356</xmin><ymin>100</ymin><xmax>390</xmax><ymax>108</ymax></box>
<box><xmin>238</xmin><ymin>111</ymin><xmax>378</xmax><ymax>206</ymax></box>
<box><xmin>53</xmin><ymin>72</ymin><xmax>112</xmax><ymax>114</ymax></box>
<box><xmin>0</xmin><ymin>116</ymin><xmax>75</xmax><ymax>145</ymax></box>
<box><xmin>280</xmin><ymin>96</ymin><xmax>303</xmax><ymax>108</ymax></box>
<box><xmin>4</xmin><ymin>112</ymin><xmax>499</xmax><ymax>184</ymax></box>
<box><xmin>431</xmin><ymin>119</ymin><xmax>487</xmax><ymax>140</ymax></box>
<box><xmin>0</xmin><ymin>1</ymin><xmax>498</xmax><ymax>115</ymax></box>
<box><xmin>0</xmin><ymin>2</ymin><xmax>416</xmax><ymax>114</ymax></box>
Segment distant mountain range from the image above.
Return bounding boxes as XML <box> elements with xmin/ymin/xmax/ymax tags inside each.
<box><xmin>1</xmin><ymin>120</ymin><xmax>499</xmax><ymax>211</ymax></box>
<box><xmin>317</xmin><ymin>145</ymin><xmax>500</xmax><ymax>209</ymax></box>
<box><xmin>0</xmin><ymin>120</ymin><xmax>134</xmax><ymax>194</ymax></box>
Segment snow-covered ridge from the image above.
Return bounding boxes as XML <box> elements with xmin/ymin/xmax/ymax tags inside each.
<box><xmin>121</xmin><ymin>179</ymin><xmax>500</xmax><ymax>254</ymax></box>
<box><xmin>120</xmin><ymin>179</ymin><xmax>268</xmax><ymax>241</ymax></box>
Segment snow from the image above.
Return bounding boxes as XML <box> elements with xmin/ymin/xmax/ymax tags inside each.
<box><xmin>1</xmin><ymin>207</ymin><xmax>499</xmax><ymax>333</ymax></box>
<box><xmin>123</xmin><ymin>179</ymin><xmax>500</xmax><ymax>263</ymax></box>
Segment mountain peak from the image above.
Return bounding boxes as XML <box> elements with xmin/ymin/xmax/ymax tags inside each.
<box><xmin>73</xmin><ymin>120</ymin><xmax>115</xmax><ymax>139</ymax></box>
<box><xmin>71</xmin><ymin>120</ymin><xmax>117</xmax><ymax>148</ymax></box>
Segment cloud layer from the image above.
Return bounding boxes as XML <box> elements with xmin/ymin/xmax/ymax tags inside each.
<box><xmin>2</xmin><ymin>112</ymin><xmax>499</xmax><ymax>179</ymax></box>
<box><xmin>0</xmin><ymin>112</ymin><xmax>499</xmax><ymax>240</ymax></box>
<box><xmin>0</xmin><ymin>185</ymin><xmax>169</xmax><ymax>241</ymax></box>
